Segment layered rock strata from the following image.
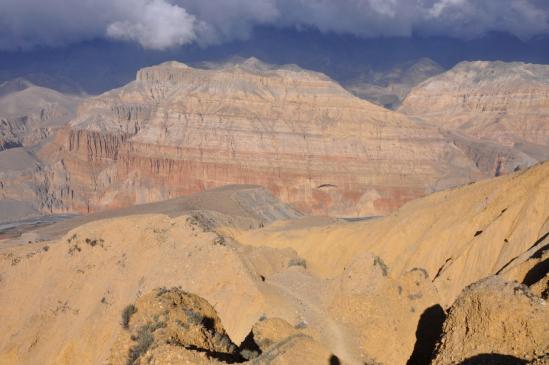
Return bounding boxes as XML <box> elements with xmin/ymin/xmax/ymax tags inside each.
<box><xmin>400</xmin><ymin>61</ymin><xmax>549</xmax><ymax>161</ymax></box>
<box><xmin>38</xmin><ymin>59</ymin><xmax>501</xmax><ymax>217</ymax></box>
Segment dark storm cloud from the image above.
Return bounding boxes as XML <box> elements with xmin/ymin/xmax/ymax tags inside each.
<box><xmin>0</xmin><ymin>0</ymin><xmax>548</xmax><ymax>50</ymax></box>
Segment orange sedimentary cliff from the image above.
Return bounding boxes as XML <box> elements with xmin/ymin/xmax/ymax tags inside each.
<box><xmin>34</xmin><ymin>59</ymin><xmax>532</xmax><ymax>216</ymax></box>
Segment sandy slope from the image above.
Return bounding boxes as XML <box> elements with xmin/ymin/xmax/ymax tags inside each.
<box><xmin>231</xmin><ymin>161</ymin><xmax>549</xmax><ymax>305</ymax></box>
<box><xmin>0</xmin><ymin>211</ymin><xmax>442</xmax><ymax>365</ymax></box>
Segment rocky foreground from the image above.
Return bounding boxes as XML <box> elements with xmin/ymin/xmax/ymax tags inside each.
<box><xmin>0</xmin><ymin>162</ymin><xmax>547</xmax><ymax>365</ymax></box>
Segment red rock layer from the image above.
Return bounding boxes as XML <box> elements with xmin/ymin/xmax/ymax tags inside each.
<box><xmin>40</xmin><ymin>60</ymin><xmax>489</xmax><ymax>216</ymax></box>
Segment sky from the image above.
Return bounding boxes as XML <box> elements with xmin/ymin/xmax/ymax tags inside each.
<box><xmin>1</xmin><ymin>0</ymin><xmax>549</xmax><ymax>51</ymax></box>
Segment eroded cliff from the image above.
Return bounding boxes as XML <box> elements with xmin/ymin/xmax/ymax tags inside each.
<box><xmin>400</xmin><ymin>61</ymin><xmax>549</xmax><ymax>161</ymax></box>
<box><xmin>36</xmin><ymin>59</ymin><xmax>506</xmax><ymax>217</ymax></box>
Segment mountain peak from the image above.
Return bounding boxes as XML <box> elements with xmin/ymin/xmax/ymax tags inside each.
<box><xmin>0</xmin><ymin>78</ymin><xmax>35</xmax><ymax>97</ymax></box>
<box><xmin>135</xmin><ymin>61</ymin><xmax>190</xmax><ymax>82</ymax></box>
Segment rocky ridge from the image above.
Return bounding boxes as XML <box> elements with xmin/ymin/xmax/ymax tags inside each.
<box><xmin>0</xmin><ymin>59</ymin><xmax>542</xmax><ymax>221</ymax></box>
<box><xmin>399</xmin><ymin>61</ymin><xmax>549</xmax><ymax>162</ymax></box>
<box><xmin>0</xmin><ymin>79</ymin><xmax>80</xmax><ymax>150</ymax></box>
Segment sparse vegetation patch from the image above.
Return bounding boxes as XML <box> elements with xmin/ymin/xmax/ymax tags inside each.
<box><xmin>85</xmin><ymin>237</ymin><xmax>105</xmax><ymax>247</ymax></box>
<box><xmin>155</xmin><ymin>287</ymin><xmax>169</xmax><ymax>297</ymax></box>
<box><xmin>121</xmin><ymin>304</ymin><xmax>137</xmax><ymax>329</ymax></box>
<box><xmin>213</xmin><ymin>236</ymin><xmax>226</xmax><ymax>246</ymax></box>
<box><xmin>185</xmin><ymin>309</ymin><xmax>204</xmax><ymax>326</ymax></box>
<box><xmin>127</xmin><ymin>325</ymin><xmax>154</xmax><ymax>365</ymax></box>
<box><xmin>68</xmin><ymin>244</ymin><xmax>81</xmax><ymax>255</ymax></box>
<box><xmin>373</xmin><ymin>256</ymin><xmax>389</xmax><ymax>276</ymax></box>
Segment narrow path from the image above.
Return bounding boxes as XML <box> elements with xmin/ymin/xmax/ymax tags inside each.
<box><xmin>228</xmin><ymin>236</ymin><xmax>363</xmax><ymax>363</ymax></box>
<box><xmin>267</xmin><ymin>279</ymin><xmax>362</xmax><ymax>364</ymax></box>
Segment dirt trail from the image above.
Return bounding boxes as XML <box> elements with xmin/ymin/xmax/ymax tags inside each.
<box><xmin>267</xmin><ymin>279</ymin><xmax>363</xmax><ymax>364</ymax></box>
<box><xmin>231</xmin><ymin>239</ymin><xmax>362</xmax><ymax>364</ymax></box>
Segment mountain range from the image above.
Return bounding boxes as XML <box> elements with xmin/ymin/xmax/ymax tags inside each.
<box><xmin>1</xmin><ymin>58</ymin><xmax>546</xmax><ymax>222</ymax></box>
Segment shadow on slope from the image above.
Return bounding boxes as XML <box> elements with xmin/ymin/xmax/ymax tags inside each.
<box><xmin>407</xmin><ymin>304</ymin><xmax>446</xmax><ymax>365</ymax></box>
<box><xmin>459</xmin><ymin>354</ymin><xmax>527</xmax><ymax>365</ymax></box>
<box><xmin>522</xmin><ymin>258</ymin><xmax>548</xmax><ymax>287</ymax></box>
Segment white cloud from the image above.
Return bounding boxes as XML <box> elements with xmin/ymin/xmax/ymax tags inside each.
<box><xmin>106</xmin><ymin>0</ymin><xmax>197</xmax><ymax>50</ymax></box>
<box><xmin>0</xmin><ymin>0</ymin><xmax>548</xmax><ymax>50</ymax></box>
<box><xmin>429</xmin><ymin>0</ymin><xmax>468</xmax><ymax>18</ymax></box>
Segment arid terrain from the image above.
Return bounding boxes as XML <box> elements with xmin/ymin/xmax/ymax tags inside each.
<box><xmin>2</xmin><ymin>1</ymin><xmax>549</xmax><ymax>364</ymax></box>
<box><xmin>0</xmin><ymin>57</ymin><xmax>547</xmax><ymax>365</ymax></box>
<box><xmin>0</xmin><ymin>161</ymin><xmax>547</xmax><ymax>365</ymax></box>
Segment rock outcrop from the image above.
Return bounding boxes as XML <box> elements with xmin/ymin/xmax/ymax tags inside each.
<box><xmin>35</xmin><ymin>59</ymin><xmax>496</xmax><ymax>218</ymax></box>
<box><xmin>110</xmin><ymin>288</ymin><xmax>239</xmax><ymax>365</ymax></box>
<box><xmin>399</xmin><ymin>61</ymin><xmax>549</xmax><ymax>162</ymax></box>
<box><xmin>109</xmin><ymin>289</ymin><xmax>337</xmax><ymax>365</ymax></box>
<box><xmin>432</xmin><ymin>276</ymin><xmax>549</xmax><ymax>365</ymax></box>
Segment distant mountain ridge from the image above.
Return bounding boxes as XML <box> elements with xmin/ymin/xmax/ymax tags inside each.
<box><xmin>0</xmin><ymin>58</ymin><xmax>543</xmax><ymax>222</ymax></box>
<box><xmin>2</xmin><ymin>29</ymin><xmax>549</xmax><ymax>95</ymax></box>
<box><xmin>0</xmin><ymin>79</ymin><xmax>81</xmax><ymax>149</ymax></box>
<box><xmin>400</xmin><ymin>61</ymin><xmax>549</xmax><ymax>161</ymax></box>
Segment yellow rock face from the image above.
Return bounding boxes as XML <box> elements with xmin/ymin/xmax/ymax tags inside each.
<box><xmin>0</xmin><ymin>213</ymin><xmax>441</xmax><ymax>364</ymax></box>
<box><xmin>0</xmin><ymin>215</ymin><xmax>269</xmax><ymax>364</ymax></box>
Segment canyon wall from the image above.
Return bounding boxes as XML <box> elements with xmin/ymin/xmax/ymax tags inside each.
<box><xmin>35</xmin><ymin>59</ymin><xmax>503</xmax><ymax>216</ymax></box>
